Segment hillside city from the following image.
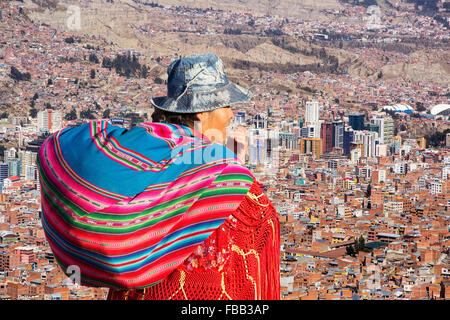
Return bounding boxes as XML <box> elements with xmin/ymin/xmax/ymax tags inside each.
<box><xmin>0</xmin><ymin>0</ymin><xmax>449</xmax><ymax>300</ymax></box>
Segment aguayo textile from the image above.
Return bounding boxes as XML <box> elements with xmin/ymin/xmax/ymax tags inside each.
<box><xmin>108</xmin><ymin>179</ymin><xmax>280</xmax><ymax>300</ymax></box>
<box><xmin>37</xmin><ymin>121</ymin><xmax>255</xmax><ymax>289</ymax></box>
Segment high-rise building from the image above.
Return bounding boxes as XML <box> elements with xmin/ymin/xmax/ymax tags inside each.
<box><xmin>304</xmin><ymin>101</ymin><xmax>321</xmax><ymax>139</ymax></box>
<box><xmin>279</xmin><ymin>132</ymin><xmax>298</xmax><ymax>150</ymax></box>
<box><xmin>343</xmin><ymin>129</ymin><xmax>354</xmax><ymax>155</ymax></box>
<box><xmin>354</xmin><ymin>131</ymin><xmax>379</xmax><ymax>159</ymax></box>
<box><xmin>36</xmin><ymin>169</ymin><xmax>40</xmax><ymax>193</ymax></box>
<box><xmin>349</xmin><ymin>113</ymin><xmax>365</xmax><ymax>131</ymax></box>
<box><xmin>320</xmin><ymin>122</ymin><xmax>333</xmax><ymax>154</ymax></box>
<box><xmin>4</xmin><ymin>147</ymin><xmax>16</xmax><ymax>161</ymax></box>
<box><xmin>19</xmin><ymin>150</ymin><xmax>37</xmax><ymax>177</ymax></box>
<box><xmin>0</xmin><ymin>163</ymin><xmax>8</xmax><ymax>190</ymax></box>
<box><xmin>332</xmin><ymin>121</ymin><xmax>344</xmax><ymax>149</ymax></box>
<box><xmin>249</xmin><ymin>130</ymin><xmax>266</xmax><ymax>165</ymax></box>
<box><xmin>384</xmin><ymin>117</ymin><xmax>394</xmax><ymax>145</ymax></box>
<box><xmin>248</xmin><ymin>128</ymin><xmax>279</xmax><ymax>168</ymax></box>
<box><xmin>305</xmin><ymin>101</ymin><xmax>320</xmax><ymax>124</ymax></box>
<box><xmin>300</xmin><ymin>137</ymin><xmax>322</xmax><ymax>159</ymax></box>
<box><xmin>25</xmin><ymin>164</ymin><xmax>37</xmax><ymax>181</ymax></box>
<box><xmin>6</xmin><ymin>159</ymin><xmax>19</xmax><ymax>177</ymax></box>
<box><xmin>37</xmin><ymin>109</ymin><xmax>62</xmax><ymax>133</ymax></box>
<box><xmin>372</xmin><ymin>116</ymin><xmax>394</xmax><ymax>145</ymax></box>
<box><xmin>300</xmin><ymin>125</ymin><xmax>316</xmax><ymax>138</ymax></box>
<box><xmin>234</xmin><ymin>112</ymin><xmax>246</xmax><ymax>126</ymax></box>
<box><xmin>350</xmin><ymin>147</ymin><xmax>361</xmax><ymax>163</ymax></box>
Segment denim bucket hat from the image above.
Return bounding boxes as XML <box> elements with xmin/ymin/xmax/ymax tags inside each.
<box><xmin>151</xmin><ymin>53</ymin><xmax>252</xmax><ymax>113</ymax></box>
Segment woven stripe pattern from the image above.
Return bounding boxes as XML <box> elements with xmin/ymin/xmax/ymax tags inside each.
<box><xmin>37</xmin><ymin>121</ymin><xmax>254</xmax><ymax>289</ymax></box>
<box><xmin>108</xmin><ymin>180</ymin><xmax>281</xmax><ymax>300</ymax></box>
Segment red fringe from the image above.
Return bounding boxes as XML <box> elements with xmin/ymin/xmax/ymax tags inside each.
<box><xmin>108</xmin><ymin>180</ymin><xmax>280</xmax><ymax>300</ymax></box>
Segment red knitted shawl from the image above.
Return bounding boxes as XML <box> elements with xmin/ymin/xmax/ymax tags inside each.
<box><xmin>107</xmin><ymin>179</ymin><xmax>280</xmax><ymax>300</ymax></box>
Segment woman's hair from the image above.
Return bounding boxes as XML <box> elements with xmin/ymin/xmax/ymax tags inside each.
<box><xmin>151</xmin><ymin>108</ymin><xmax>199</xmax><ymax>128</ymax></box>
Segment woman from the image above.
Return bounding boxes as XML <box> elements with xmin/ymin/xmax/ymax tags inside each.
<box><xmin>37</xmin><ymin>53</ymin><xmax>280</xmax><ymax>300</ymax></box>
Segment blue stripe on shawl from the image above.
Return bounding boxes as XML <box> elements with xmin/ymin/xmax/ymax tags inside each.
<box><xmin>57</xmin><ymin>122</ymin><xmax>236</xmax><ymax>198</ymax></box>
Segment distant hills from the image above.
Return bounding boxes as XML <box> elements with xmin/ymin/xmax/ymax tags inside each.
<box><xmin>140</xmin><ymin>0</ymin><xmax>344</xmax><ymax>17</ymax></box>
<box><xmin>9</xmin><ymin>0</ymin><xmax>450</xmax><ymax>87</ymax></box>
<box><xmin>147</xmin><ymin>0</ymin><xmax>448</xmax><ymax>16</ymax></box>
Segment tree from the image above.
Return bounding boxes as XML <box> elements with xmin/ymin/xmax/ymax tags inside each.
<box><xmin>346</xmin><ymin>236</ymin><xmax>368</xmax><ymax>257</ymax></box>
<box><xmin>102</xmin><ymin>109</ymin><xmax>111</xmax><ymax>119</ymax></box>
<box><xmin>80</xmin><ymin>109</ymin><xmax>96</xmax><ymax>120</ymax></box>
<box><xmin>415</xmin><ymin>102</ymin><xmax>426</xmax><ymax>112</ymax></box>
<box><xmin>346</xmin><ymin>245</ymin><xmax>356</xmax><ymax>257</ymax></box>
<box><xmin>10</xmin><ymin>66</ymin><xmax>31</xmax><ymax>81</ymax></box>
<box><xmin>90</xmin><ymin>69</ymin><xmax>96</xmax><ymax>79</ymax></box>
<box><xmin>425</xmin><ymin>129</ymin><xmax>450</xmax><ymax>148</ymax></box>
<box><xmin>107</xmin><ymin>53</ymin><xmax>149</xmax><ymax>78</ymax></box>
<box><xmin>102</xmin><ymin>57</ymin><xmax>113</xmax><ymax>69</ymax></box>
<box><xmin>224</xmin><ymin>28</ymin><xmax>242</xmax><ymax>35</ymax></box>
<box><xmin>65</xmin><ymin>109</ymin><xmax>77</xmax><ymax>121</ymax></box>
<box><xmin>141</xmin><ymin>65</ymin><xmax>148</xmax><ymax>78</ymax></box>
<box><xmin>89</xmin><ymin>53</ymin><xmax>99</xmax><ymax>64</ymax></box>
<box><xmin>355</xmin><ymin>236</ymin><xmax>366</xmax><ymax>252</ymax></box>
<box><xmin>29</xmin><ymin>108</ymin><xmax>38</xmax><ymax>118</ymax></box>
<box><xmin>319</xmin><ymin>48</ymin><xmax>327</xmax><ymax>59</ymax></box>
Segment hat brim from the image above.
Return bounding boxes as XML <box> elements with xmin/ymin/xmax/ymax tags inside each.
<box><xmin>151</xmin><ymin>82</ymin><xmax>252</xmax><ymax>114</ymax></box>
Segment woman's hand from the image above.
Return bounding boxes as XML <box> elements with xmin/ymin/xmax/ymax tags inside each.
<box><xmin>227</xmin><ymin>126</ymin><xmax>248</xmax><ymax>164</ymax></box>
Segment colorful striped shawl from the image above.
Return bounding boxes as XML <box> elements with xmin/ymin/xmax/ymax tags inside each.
<box><xmin>37</xmin><ymin>121</ymin><xmax>254</xmax><ymax>289</ymax></box>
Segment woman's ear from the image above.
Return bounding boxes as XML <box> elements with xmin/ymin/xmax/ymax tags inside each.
<box><xmin>196</xmin><ymin>112</ymin><xmax>208</xmax><ymax>123</ymax></box>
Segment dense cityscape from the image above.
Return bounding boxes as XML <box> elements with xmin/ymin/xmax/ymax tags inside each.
<box><xmin>0</xmin><ymin>0</ymin><xmax>449</xmax><ymax>300</ymax></box>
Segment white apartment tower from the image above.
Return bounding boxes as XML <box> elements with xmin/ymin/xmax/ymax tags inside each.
<box><xmin>354</xmin><ymin>130</ymin><xmax>379</xmax><ymax>159</ymax></box>
<box><xmin>305</xmin><ymin>100</ymin><xmax>321</xmax><ymax>138</ymax></box>
<box><xmin>37</xmin><ymin>109</ymin><xmax>62</xmax><ymax>133</ymax></box>
<box><xmin>305</xmin><ymin>100</ymin><xmax>320</xmax><ymax>124</ymax></box>
<box><xmin>19</xmin><ymin>150</ymin><xmax>37</xmax><ymax>178</ymax></box>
